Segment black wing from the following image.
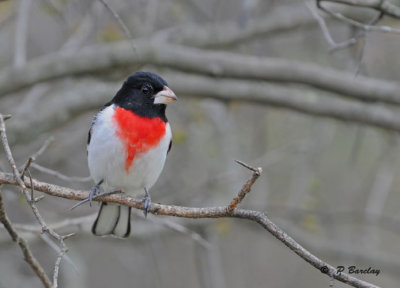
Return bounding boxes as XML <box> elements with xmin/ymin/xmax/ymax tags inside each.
<box><xmin>87</xmin><ymin>127</ymin><xmax>92</xmax><ymax>145</ymax></box>
<box><xmin>167</xmin><ymin>140</ymin><xmax>172</xmax><ymax>154</ymax></box>
<box><xmin>88</xmin><ymin>101</ymin><xmax>112</xmax><ymax>146</ymax></box>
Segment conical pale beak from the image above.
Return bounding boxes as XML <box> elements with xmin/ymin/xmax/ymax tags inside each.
<box><xmin>153</xmin><ymin>86</ymin><xmax>177</xmax><ymax>104</ymax></box>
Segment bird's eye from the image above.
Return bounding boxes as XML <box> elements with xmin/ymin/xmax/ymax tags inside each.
<box><xmin>142</xmin><ymin>84</ymin><xmax>152</xmax><ymax>95</ymax></box>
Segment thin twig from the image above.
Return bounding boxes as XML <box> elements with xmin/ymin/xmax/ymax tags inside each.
<box><xmin>97</xmin><ymin>0</ymin><xmax>137</xmax><ymax>55</ymax></box>
<box><xmin>20</xmin><ymin>136</ymin><xmax>54</xmax><ymax>178</ymax></box>
<box><xmin>234</xmin><ymin>159</ymin><xmax>261</xmax><ymax>174</ymax></box>
<box><xmin>131</xmin><ymin>209</ymin><xmax>211</xmax><ymax>249</ymax></box>
<box><xmin>52</xmin><ymin>246</ymin><xmax>68</xmax><ymax>288</ymax></box>
<box><xmin>13</xmin><ymin>214</ymin><xmax>96</xmax><ymax>232</ymax></box>
<box><xmin>331</xmin><ymin>12</ymin><xmax>383</xmax><ymax>52</ymax></box>
<box><xmin>40</xmin><ymin>233</ymin><xmax>78</xmax><ymax>274</ymax></box>
<box><xmin>27</xmin><ymin>169</ymin><xmax>34</xmax><ymax>202</ymax></box>
<box><xmin>309</xmin><ymin>1</ymin><xmax>384</xmax><ymax>75</ymax></box>
<box><xmin>0</xmin><ymin>185</ymin><xmax>52</xmax><ymax>287</ymax></box>
<box><xmin>30</xmin><ymin>163</ymin><xmax>92</xmax><ymax>183</ymax></box>
<box><xmin>11</xmin><ymin>210</ymin><xmax>211</xmax><ymax>249</ymax></box>
<box><xmin>320</xmin><ymin>0</ymin><xmax>400</xmax><ymax>19</ymax></box>
<box><xmin>317</xmin><ymin>0</ymin><xmax>400</xmax><ymax>34</ymax></box>
<box><xmin>226</xmin><ymin>161</ymin><xmax>262</xmax><ymax>213</ymax></box>
<box><xmin>307</xmin><ymin>1</ymin><xmax>383</xmax><ymax>52</ymax></box>
<box><xmin>307</xmin><ymin>1</ymin><xmax>340</xmax><ymax>47</ymax></box>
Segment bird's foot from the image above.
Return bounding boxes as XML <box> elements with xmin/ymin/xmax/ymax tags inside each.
<box><xmin>88</xmin><ymin>179</ymin><xmax>103</xmax><ymax>206</ymax></box>
<box><xmin>137</xmin><ymin>188</ymin><xmax>151</xmax><ymax>218</ymax></box>
<box><xmin>69</xmin><ymin>189</ymin><xmax>121</xmax><ymax>211</ymax></box>
<box><xmin>69</xmin><ymin>179</ymin><xmax>104</xmax><ymax>211</ymax></box>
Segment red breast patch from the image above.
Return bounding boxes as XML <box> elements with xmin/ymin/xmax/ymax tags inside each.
<box><xmin>113</xmin><ymin>107</ymin><xmax>166</xmax><ymax>173</ymax></box>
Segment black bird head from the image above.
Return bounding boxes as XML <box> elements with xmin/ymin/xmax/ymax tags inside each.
<box><xmin>112</xmin><ymin>72</ymin><xmax>177</xmax><ymax>120</ymax></box>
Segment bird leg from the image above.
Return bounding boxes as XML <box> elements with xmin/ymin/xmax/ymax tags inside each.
<box><xmin>69</xmin><ymin>179</ymin><xmax>104</xmax><ymax>210</ymax></box>
<box><xmin>137</xmin><ymin>187</ymin><xmax>151</xmax><ymax>218</ymax></box>
<box><xmin>69</xmin><ymin>188</ymin><xmax>122</xmax><ymax>211</ymax></box>
<box><xmin>89</xmin><ymin>179</ymin><xmax>104</xmax><ymax>206</ymax></box>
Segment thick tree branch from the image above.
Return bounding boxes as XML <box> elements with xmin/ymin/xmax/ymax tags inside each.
<box><xmin>167</xmin><ymin>73</ymin><xmax>400</xmax><ymax>133</ymax></box>
<box><xmin>7</xmin><ymin>74</ymin><xmax>400</xmax><ymax>147</ymax></box>
<box><xmin>1</xmin><ymin>41</ymin><xmax>400</xmax><ymax>106</ymax></box>
<box><xmin>0</xmin><ymin>170</ymin><xmax>380</xmax><ymax>288</ymax></box>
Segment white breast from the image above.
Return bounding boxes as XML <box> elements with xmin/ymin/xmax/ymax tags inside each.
<box><xmin>87</xmin><ymin>104</ymin><xmax>171</xmax><ymax>196</ymax></box>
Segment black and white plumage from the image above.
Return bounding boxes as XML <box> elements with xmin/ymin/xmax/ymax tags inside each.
<box><xmin>87</xmin><ymin>72</ymin><xmax>177</xmax><ymax>237</ymax></box>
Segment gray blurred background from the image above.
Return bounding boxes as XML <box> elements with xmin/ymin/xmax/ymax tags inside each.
<box><xmin>1</xmin><ymin>0</ymin><xmax>400</xmax><ymax>287</ymax></box>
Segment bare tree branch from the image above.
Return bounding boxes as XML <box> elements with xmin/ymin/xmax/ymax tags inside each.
<box><xmin>158</xmin><ymin>5</ymin><xmax>323</xmax><ymax>48</ymax></box>
<box><xmin>0</xmin><ymin>169</ymin><xmax>380</xmax><ymax>288</ymax></box>
<box><xmin>20</xmin><ymin>136</ymin><xmax>54</xmax><ymax>178</ymax></box>
<box><xmin>7</xmin><ymin>73</ymin><xmax>400</xmax><ymax>148</ymax></box>
<box><xmin>321</xmin><ymin>0</ymin><xmax>400</xmax><ymax>18</ymax></box>
<box><xmin>307</xmin><ymin>1</ymin><xmax>383</xmax><ymax>53</ymax></box>
<box><xmin>226</xmin><ymin>161</ymin><xmax>261</xmax><ymax>213</ymax></box>
<box><xmin>0</xmin><ymin>114</ymin><xmax>72</xmax><ymax>288</ymax></box>
<box><xmin>0</xmin><ymin>114</ymin><xmax>381</xmax><ymax>287</ymax></box>
<box><xmin>30</xmin><ymin>163</ymin><xmax>92</xmax><ymax>183</ymax></box>
<box><xmin>0</xmin><ymin>185</ymin><xmax>52</xmax><ymax>287</ymax></box>
<box><xmin>0</xmin><ymin>110</ymin><xmax>381</xmax><ymax>287</ymax></box>
<box><xmin>317</xmin><ymin>0</ymin><xmax>400</xmax><ymax>34</ymax></box>
<box><xmin>5</xmin><ymin>211</ymin><xmax>211</xmax><ymax>249</ymax></box>
<box><xmin>1</xmin><ymin>41</ymin><xmax>400</xmax><ymax>107</ymax></box>
<box><xmin>14</xmin><ymin>0</ymin><xmax>32</xmax><ymax>68</ymax></box>
<box><xmin>97</xmin><ymin>0</ymin><xmax>137</xmax><ymax>55</ymax></box>
<box><xmin>11</xmin><ymin>214</ymin><xmax>96</xmax><ymax>233</ymax></box>
<box><xmin>130</xmin><ymin>209</ymin><xmax>211</xmax><ymax>249</ymax></box>
<box><xmin>167</xmin><ymin>73</ymin><xmax>400</xmax><ymax>133</ymax></box>
<box><xmin>0</xmin><ymin>112</ymin><xmax>381</xmax><ymax>288</ymax></box>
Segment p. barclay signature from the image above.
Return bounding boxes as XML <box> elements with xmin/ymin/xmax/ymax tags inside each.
<box><xmin>338</xmin><ymin>266</ymin><xmax>380</xmax><ymax>276</ymax></box>
<box><xmin>320</xmin><ymin>265</ymin><xmax>380</xmax><ymax>276</ymax></box>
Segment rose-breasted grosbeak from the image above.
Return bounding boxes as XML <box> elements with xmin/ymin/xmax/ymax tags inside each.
<box><xmin>87</xmin><ymin>72</ymin><xmax>177</xmax><ymax>238</ymax></box>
